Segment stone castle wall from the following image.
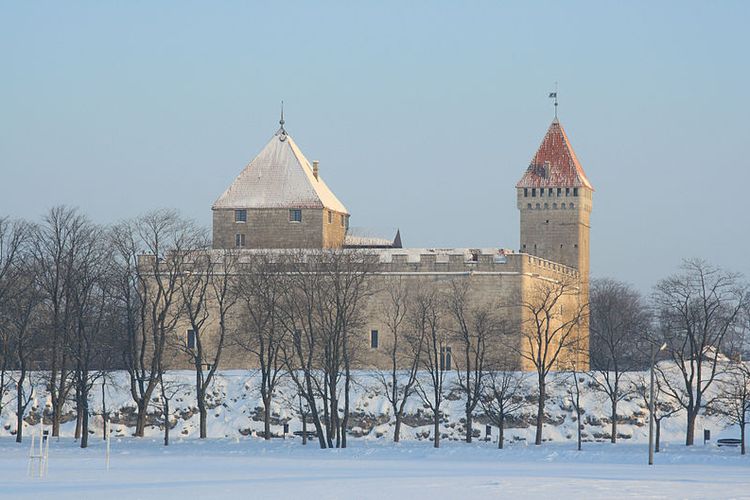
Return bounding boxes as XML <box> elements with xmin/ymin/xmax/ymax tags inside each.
<box><xmin>162</xmin><ymin>249</ymin><xmax>587</xmax><ymax>373</ymax></box>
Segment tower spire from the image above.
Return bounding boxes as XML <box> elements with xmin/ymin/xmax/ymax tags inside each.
<box><xmin>279</xmin><ymin>100</ymin><xmax>286</xmax><ymax>133</ymax></box>
<box><xmin>548</xmin><ymin>82</ymin><xmax>558</xmax><ymax>120</ymax></box>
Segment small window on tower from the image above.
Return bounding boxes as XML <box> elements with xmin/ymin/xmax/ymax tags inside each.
<box><xmin>235</xmin><ymin>233</ymin><xmax>246</xmax><ymax>247</ymax></box>
<box><xmin>573</xmin><ymin>188</ymin><xmax>579</xmax><ymax>197</ymax></box>
<box><xmin>328</xmin><ymin>211</ymin><xmax>333</xmax><ymax>224</ymax></box>
<box><xmin>570</xmin><ymin>203</ymin><xmax>575</xmax><ymax>209</ymax></box>
<box><xmin>548</xmin><ymin>188</ymin><xmax>553</xmax><ymax>196</ymax></box>
<box><xmin>235</xmin><ymin>209</ymin><xmax>247</xmax><ymax>223</ymax></box>
<box><xmin>370</xmin><ymin>330</ymin><xmax>379</xmax><ymax>349</ymax></box>
<box><xmin>187</xmin><ymin>329</ymin><xmax>196</xmax><ymax>349</ymax></box>
<box><xmin>566</xmin><ymin>188</ymin><xmax>571</xmax><ymax>196</ymax></box>
<box><xmin>527</xmin><ymin>203</ymin><xmax>532</xmax><ymax>209</ymax></box>
<box><xmin>557</xmin><ymin>188</ymin><xmax>562</xmax><ymax>196</ymax></box>
<box><xmin>532</xmin><ymin>188</ymin><xmax>536</xmax><ymax>197</ymax></box>
<box><xmin>540</xmin><ymin>189</ymin><xmax>544</xmax><ymax>197</ymax></box>
<box><xmin>552</xmin><ymin>203</ymin><xmax>558</xmax><ymax>209</ymax></box>
<box><xmin>524</xmin><ymin>188</ymin><xmax>528</xmax><ymax>197</ymax></box>
<box><xmin>289</xmin><ymin>209</ymin><xmax>302</xmax><ymax>222</ymax></box>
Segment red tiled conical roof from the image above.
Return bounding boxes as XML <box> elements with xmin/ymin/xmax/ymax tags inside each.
<box><xmin>516</xmin><ymin>119</ymin><xmax>593</xmax><ymax>190</ymax></box>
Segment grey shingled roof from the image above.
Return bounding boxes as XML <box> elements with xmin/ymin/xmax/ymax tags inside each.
<box><xmin>212</xmin><ymin>129</ymin><xmax>349</xmax><ymax>213</ymax></box>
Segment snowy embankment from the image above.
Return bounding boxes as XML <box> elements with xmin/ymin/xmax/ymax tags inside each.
<box><xmin>0</xmin><ymin>369</ymin><xmax>739</xmax><ymax>444</ymax></box>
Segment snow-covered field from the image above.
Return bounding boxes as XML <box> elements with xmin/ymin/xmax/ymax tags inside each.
<box><xmin>1</xmin><ymin>437</ymin><xmax>748</xmax><ymax>499</ymax></box>
<box><xmin>1</xmin><ymin>370</ymin><xmax>749</xmax><ymax>498</ymax></box>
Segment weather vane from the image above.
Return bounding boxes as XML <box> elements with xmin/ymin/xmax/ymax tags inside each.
<box><xmin>548</xmin><ymin>82</ymin><xmax>558</xmax><ymax>119</ymax></box>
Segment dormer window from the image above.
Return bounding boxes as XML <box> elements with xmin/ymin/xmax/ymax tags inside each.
<box><xmin>234</xmin><ymin>209</ymin><xmax>247</xmax><ymax>223</ymax></box>
<box><xmin>289</xmin><ymin>209</ymin><xmax>302</xmax><ymax>222</ymax></box>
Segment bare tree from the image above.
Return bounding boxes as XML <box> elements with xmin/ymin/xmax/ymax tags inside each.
<box><xmin>589</xmin><ymin>278</ymin><xmax>650</xmax><ymax>443</ymax></box>
<box><xmin>560</xmin><ymin>367</ymin><xmax>586</xmax><ymax>451</ymax></box>
<box><xmin>653</xmin><ymin>259</ymin><xmax>747</xmax><ymax>445</ymax></box>
<box><xmin>111</xmin><ymin>210</ymin><xmax>198</xmax><ymax>437</ymax></box>
<box><xmin>279</xmin><ymin>249</ymin><xmax>374</xmax><ymax>449</ymax></box>
<box><xmin>480</xmin><ymin>369</ymin><xmax>530</xmax><ymax>449</ymax></box>
<box><xmin>236</xmin><ymin>252</ymin><xmax>287</xmax><ymax>440</ymax></box>
<box><xmin>176</xmin><ymin>244</ymin><xmax>237</xmax><ymax>438</ymax></box>
<box><xmin>33</xmin><ymin>207</ymin><xmax>93</xmax><ymax>437</ymax></box>
<box><xmin>66</xmin><ymin>223</ymin><xmax>116</xmax><ymax>448</ymax></box>
<box><xmin>5</xmin><ymin>261</ymin><xmax>44</xmax><ymax>442</ymax></box>
<box><xmin>633</xmin><ymin>372</ymin><xmax>680</xmax><ymax>453</ymax></box>
<box><xmin>515</xmin><ymin>277</ymin><xmax>587</xmax><ymax>445</ymax></box>
<box><xmin>372</xmin><ymin>277</ymin><xmax>421</xmax><ymax>443</ymax></box>
<box><xmin>156</xmin><ymin>372</ymin><xmax>187</xmax><ymax>446</ymax></box>
<box><xmin>446</xmin><ymin>277</ymin><xmax>499</xmax><ymax>443</ymax></box>
<box><xmin>410</xmin><ymin>287</ymin><xmax>447</xmax><ymax>448</ymax></box>
<box><xmin>713</xmin><ymin>360</ymin><xmax>750</xmax><ymax>455</ymax></box>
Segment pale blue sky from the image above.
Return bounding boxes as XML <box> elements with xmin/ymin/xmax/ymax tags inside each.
<box><xmin>1</xmin><ymin>1</ymin><xmax>748</xmax><ymax>290</ymax></box>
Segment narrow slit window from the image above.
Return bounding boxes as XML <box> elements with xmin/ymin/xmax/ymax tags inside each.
<box><xmin>370</xmin><ymin>330</ymin><xmax>379</xmax><ymax>349</ymax></box>
<box><xmin>187</xmin><ymin>329</ymin><xmax>196</xmax><ymax>349</ymax></box>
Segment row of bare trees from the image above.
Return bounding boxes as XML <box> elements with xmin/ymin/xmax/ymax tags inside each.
<box><xmin>589</xmin><ymin>259</ymin><xmax>749</xmax><ymax>450</ymax></box>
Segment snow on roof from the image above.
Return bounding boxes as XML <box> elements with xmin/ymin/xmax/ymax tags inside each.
<box><xmin>212</xmin><ymin>128</ymin><xmax>348</xmax><ymax>213</ymax></box>
<box><xmin>344</xmin><ymin>227</ymin><xmax>402</xmax><ymax>248</ymax></box>
<box><xmin>516</xmin><ymin>119</ymin><xmax>593</xmax><ymax>190</ymax></box>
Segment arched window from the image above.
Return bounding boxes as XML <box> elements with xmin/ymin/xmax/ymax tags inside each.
<box><xmin>552</xmin><ymin>203</ymin><xmax>557</xmax><ymax>209</ymax></box>
<box><xmin>535</xmin><ymin>203</ymin><xmax>541</xmax><ymax>209</ymax></box>
<box><xmin>569</xmin><ymin>203</ymin><xmax>575</xmax><ymax>209</ymax></box>
<box><xmin>527</xmin><ymin>203</ymin><xmax>532</xmax><ymax>209</ymax></box>
<box><xmin>561</xmin><ymin>203</ymin><xmax>567</xmax><ymax>209</ymax></box>
<box><xmin>544</xmin><ymin>203</ymin><xmax>549</xmax><ymax>209</ymax></box>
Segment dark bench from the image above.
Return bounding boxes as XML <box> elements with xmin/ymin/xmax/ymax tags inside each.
<box><xmin>717</xmin><ymin>438</ymin><xmax>742</xmax><ymax>447</ymax></box>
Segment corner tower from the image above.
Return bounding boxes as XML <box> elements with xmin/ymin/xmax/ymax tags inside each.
<box><xmin>516</xmin><ymin>118</ymin><xmax>593</xmax><ymax>279</ymax></box>
<box><xmin>212</xmin><ymin>118</ymin><xmax>349</xmax><ymax>249</ymax></box>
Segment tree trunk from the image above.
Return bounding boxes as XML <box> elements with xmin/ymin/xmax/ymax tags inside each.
<box><xmin>498</xmin><ymin>415</ymin><xmax>505</xmax><ymax>449</ymax></box>
<box><xmin>394</xmin><ymin>416</ymin><xmax>402</xmax><ymax>443</ymax></box>
<box><xmin>80</xmin><ymin>404</ymin><xmax>89</xmax><ymax>449</ymax></box>
<box><xmin>15</xmin><ymin>388</ymin><xmax>24</xmax><ymax>444</ymax></box>
<box><xmin>465</xmin><ymin>410</ymin><xmax>473</xmax><ymax>444</ymax></box>
<box><xmin>655</xmin><ymin>418</ymin><xmax>661</xmax><ymax>453</ymax></box>
<box><xmin>164</xmin><ymin>398</ymin><xmax>170</xmax><ymax>446</ymax></box>
<box><xmin>135</xmin><ymin>400</ymin><xmax>148</xmax><ymax>437</ymax></box>
<box><xmin>741</xmin><ymin>422</ymin><xmax>746</xmax><ymax>456</ymax></box>
<box><xmin>198</xmin><ymin>401</ymin><xmax>207</xmax><ymax>439</ymax></box>
<box><xmin>535</xmin><ymin>379</ymin><xmax>545</xmax><ymax>445</ymax></box>
<box><xmin>74</xmin><ymin>400</ymin><xmax>82</xmax><ymax>440</ymax></box>
<box><xmin>102</xmin><ymin>382</ymin><xmax>107</xmax><ymax>441</ymax></box>
<box><xmin>301</xmin><ymin>417</ymin><xmax>307</xmax><ymax>446</ymax></box>
<box><xmin>685</xmin><ymin>408</ymin><xmax>697</xmax><ymax>446</ymax></box>
<box><xmin>610</xmin><ymin>398</ymin><xmax>617</xmax><ymax>444</ymax></box>
<box><xmin>263</xmin><ymin>395</ymin><xmax>271</xmax><ymax>440</ymax></box>
<box><xmin>433</xmin><ymin>410</ymin><xmax>440</xmax><ymax>448</ymax></box>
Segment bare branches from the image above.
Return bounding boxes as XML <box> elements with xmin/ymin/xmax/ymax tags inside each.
<box><xmin>653</xmin><ymin>258</ymin><xmax>748</xmax><ymax>445</ymax></box>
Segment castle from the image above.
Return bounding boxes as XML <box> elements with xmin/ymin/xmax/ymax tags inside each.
<box><xmin>173</xmin><ymin>112</ymin><xmax>593</xmax><ymax>371</ymax></box>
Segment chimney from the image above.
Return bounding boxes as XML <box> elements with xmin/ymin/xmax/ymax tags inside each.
<box><xmin>312</xmin><ymin>160</ymin><xmax>319</xmax><ymax>180</ymax></box>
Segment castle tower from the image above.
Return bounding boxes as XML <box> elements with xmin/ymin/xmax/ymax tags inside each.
<box><xmin>516</xmin><ymin>118</ymin><xmax>593</xmax><ymax>280</ymax></box>
<box><xmin>212</xmin><ymin>118</ymin><xmax>349</xmax><ymax>249</ymax></box>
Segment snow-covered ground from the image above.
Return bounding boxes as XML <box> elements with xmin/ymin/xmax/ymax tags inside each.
<box><xmin>0</xmin><ymin>437</ymin><xmax>748</xmax><ymax>499</ymax></box>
